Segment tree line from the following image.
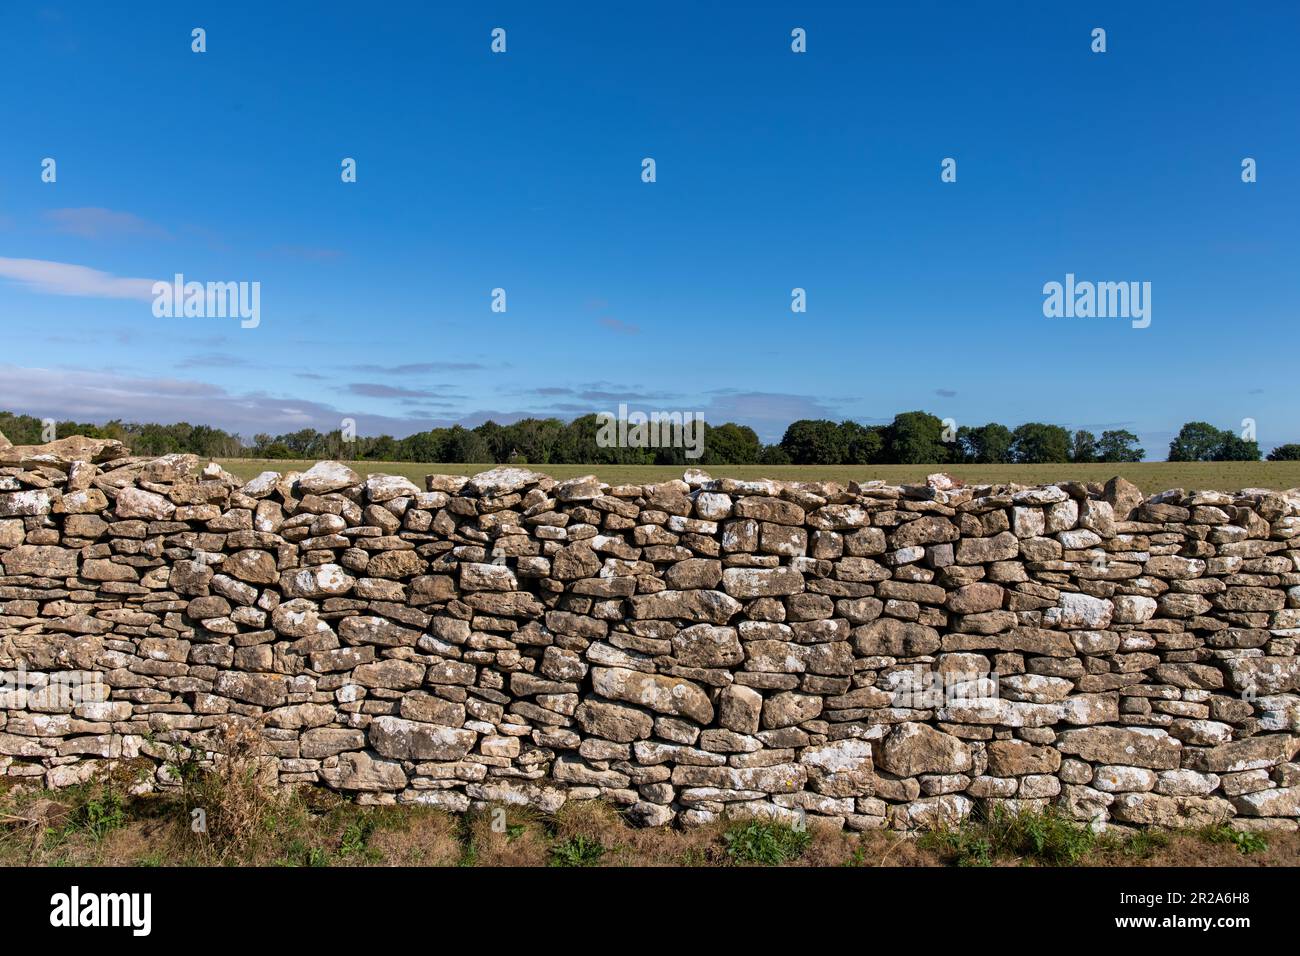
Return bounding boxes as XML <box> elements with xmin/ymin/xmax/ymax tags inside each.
<box><xmin>2</xmin><ymin>408</ymin><xmax>1295</xmax><ymax>465</ymax></box>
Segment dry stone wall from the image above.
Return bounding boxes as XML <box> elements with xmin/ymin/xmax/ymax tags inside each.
<box><xmin>3</xmin><ymin>452</ymin><xmax>1300</xmax><ymax>832</ymax></box>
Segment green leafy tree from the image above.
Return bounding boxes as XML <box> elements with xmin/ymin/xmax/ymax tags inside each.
<box><xmin>1010</xmin><ymin>423</ymin><xmax>1071</xmax><ymax>463</ymax></box>
<box><xmin>1070</xmin><ymin>430</ymin><xmax>1098</xmax><ymax>463</ymax></box>
<box><xmin>364</xmin><ymin>434</ymin><xmax>399</xmax><ymax>460</ymax></box>
<box><xmin>442</xmin><ymin>425</ymin><xmax>492</xmax><ymax>463</ymax></box>
<box><xmin>758</xmin><ymin>444</ymin><xmax>792</xmax><ymax>465</ymax></box>
<box><xmin>704</xmin><ymin>423</ymin><xmax>762</xmax><ymax>464</ymax></box>
<box><xmin>399</xmin><ymin>429</ymin><xmax>449</xmax><ymax>463</ymax></box>
<box><xmin>555</xmin><ymin>414</ymin><xmax>652</xmax><ymax>464</ymax></box>
<box><xmin>1214</xmin><ymin>434</ymin><xmax>1261</xmax><ymax>462</ymax></box>
<box><xmin>277</xmin><ymin>428</ymin><xmax>323</xmax><ymax>457</ymax></box>
<box><xmin>0</xmin><ymin>412</ymin><xmax>44</xmax><ymax>444</ymax></box>
<box><xmin>503</xmin><ymin>418</ymin><xmax>566</xmax><ymax>465</ymax></box>
<box><xmin>780</xmin><ymin>420</ymin><xmax>846</xmax><ymax>465</ymax></box>
<box><xmin>839</xmin><ymin>421</ymin><xmax>885</xmax><ymax>465</ymax></box>
<box><xmin>1168</xmin><ymin>422</ymin><xmax>1228</xmax><ymax>462</ymax></box>
<box><xmin>132</xmin><ymin>423</ymin><xmax>185</xmax><ymax>455</ymax></box>
<box><xmin>956</xmin><ymin>423</ymin><xmax>1013</xmax><ymax>464</ymax></box>
<box><xmin>1096</xmin><ymin>430</ymin><xmax>1144</xmax><ymax>463</ymax></box>
<box><xmin>1267</xmin><ymin>443</ymin><xmax>1300</xmax><ymax>461</ymax></box>
<box><xmin>473</xmin><ymin>420</ymin><xmax>511</xmax><ymax>463</ymax></box>
<box><xmin>886</xmin><ymin>411</ymin><xmax>949</xmax><ymax>464</ymax></box>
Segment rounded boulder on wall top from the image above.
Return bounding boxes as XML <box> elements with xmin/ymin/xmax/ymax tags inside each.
<box><xmin>296</xmin><ymin>460</ymin><xmax>361</xmax><ymax>495</ymax></box>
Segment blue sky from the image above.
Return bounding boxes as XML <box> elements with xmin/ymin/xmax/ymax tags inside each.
<box><xmin>1</xmin><ymin>1</ymin><xmax>1297</xmax><ymax>456</ymax></box>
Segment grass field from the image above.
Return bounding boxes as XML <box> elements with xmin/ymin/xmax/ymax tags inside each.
<box><xmin>217</xmin><ymin>459</ymin><xmax>1300</xmax><ymax>494</ymax></box>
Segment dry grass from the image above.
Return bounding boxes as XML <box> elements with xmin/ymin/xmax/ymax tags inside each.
<box><xmin>461</xmin><ymin>803</ymin><xmax>552</xmax><ymax>867</ymax></box>
<box><xmin>183</xmin><ymin>717</ymin><xmax>285</xmax><ymax>863</ymax></box>
<box><xmin>344</xmin><ymin>805</ymin><xmax>462</xmax><ymax>867</ymax></box>
<box><xmin>3</xmin><ymin>776</ymin><xmax>1296</xmax><ymax>868</ymax></box>
<box><xmin>217</xmin><ymin>459</ymin><xmax>1300</xmax><ymax>494</ymax></box>
<box><xmin>1089</xmin><ymin>831</ymin><xmax>1296</xmax><ymax>867</ymax></box>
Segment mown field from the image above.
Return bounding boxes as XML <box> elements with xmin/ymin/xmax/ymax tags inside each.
<box><xmin>217</xmin><ymin>460</ymin><xmax>1300</xmax><ymax>494</ymax></box>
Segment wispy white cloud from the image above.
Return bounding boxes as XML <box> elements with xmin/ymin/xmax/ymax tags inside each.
<box><xmin>0</xmin><ymin>365</ymin><xmax>866</xmax><ymax>449</ymax></box>
<box><xmin>699</xmin><ymin>390</ymin><xmax>844</xmax><ymax>443</ymax></box>
<box><xmin>0</xmin><ymin>257</ymin><xmax>157</xmax><ymax>300</ymax></box>
<box><xmin>345</xmin><ymin>383</ymin><xmax>460</xmax><ymax>400</ymax></box>
<box><xmin>176</xmin><ymin>352</ymin><xmax>253</xmax><ymax>369</ymax></box>
<box><xmin>597</xmin><ymin>317</ymin><xmax>640</xmax><ymax>335</ymax></box>
<box><xmin>0</xmin><ymin>364</ymin><xmax>504</xmax><ymax>439</ymax></box>
<box><xmin>264</xmin><ymin>245</ymin><xmax>344</xmax><ymax>261</ymax></box>
<box><xmin>347</xmin><ymin>362</ymin><xmax>486</xmax><ymax>374</ymax></box>
<box><xmin>43</xmin><ymin>207</ymin><xmax>170</xmax><ymax>240</ymax></box>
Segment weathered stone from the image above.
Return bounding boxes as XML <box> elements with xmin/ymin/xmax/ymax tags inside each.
<box><xmin>721</xmin><ymin>566</ymin><xmax>805</xmax><ymax>598</ymax></box>
<box><xmin>320</xmin><ymin>751</ymin><xmax>408</xmax><ymax>791</ymax></box>
<box><xmin>301</xmin><ymin>728</ymin><xmax>366</xmax><ymax>759</ymax></box>
<box><xmin>1155</xmin><ymin>769</ymin><xmax>1221</xmax><ymax>797</ymax></box>
<box><xmin>734</xmin><ymin>496</ymin><xmax>804</xmax><ymax>525</ymax></box>
<box><xmin>460</xmin><ymin>562</ymin><xmax>518</xmax><ymax>591</ymax></box>
<box><xmin>663</xmin><ymin>558</ymin><xmax>722</xmax><ymax>590</ymax></box>
<box><xmin>591</xmin><ymin>667</ymin><xmax>713</xmax><ymax>724</ymax></box>
<box><xmin>1056</xmin><ymin>727</ymin><xmax>1181</xmax><ymax>769</ymax></box>
<box><xmin>954</xmin><ymin>532</ymin><xmax>1018</xmax><ymax>564</ymax></box>
<box><xmin>1043</xmin><ymin>593</ymin><xmax>1113</xmax><ymax>629</ymax></box>
<box><xmin>946</xmin><ymin>582</ymin><xmax>1004</xmax><ymax>614</ymax></box>
<box><xmin>226</xmin><ymin>549</ymin><xmax>279</xmax><ymax>584</ymax></box>
<box><xmin>892</xmin><ymin>516</ymin><xmax>958</xmax><ymax>549</ymax></box>
<box><xmin>890</xmin><ymin>794</ymin><xmax>973</xmax><ymax>830</ymax></box>
<box><xmin>671</xmin><ymin>624</ymin><xmax>743</xmax><ymax>667</ymax></box>
<box><xmin>1225</xmin><ymin>657</ymin><xmax>1300</xmax><ymax>695</ymax></box>
<box><xmin>878</xmin><ymin>723</ymin><xmax>971</xmax><ymax>776</ymax></box>
<box><xmin>2</xmin><ymin>545</ymin><xmax>77</xmax><ymax>577</ymax></box>
<box><xmin>266</xmin><ymin>703</ymin><xmax>336</xmax><ymax>730</ymax></box>
<box><xmin>365</xmin><ymin>473</ymin><xmax>421</xmax><ymax>502</ymax></box>
<box><xmin>368</xmin><ymin>716</ymin><xmax>476</xmax><ymax>760</ymax></box>
<box><xmin>297</xmin><ymin>460</ymin><xmax>361</xmax><ymax>494</ymax></box>
<box><xmin>367</xmin><ymin>550</ymin><xmax>426</xmax><ymax>579</ymax></box>
<box><xmin>0</xmin><ymin>433</ymin><xmax>129</xmax><ymax>466</ymax></box>
<box><xmin>718</xmin><ymin>684</ymin><xmax>763</xmax><ymax>734</ymax></box>
<box><xmin>1231</xmin><ymin>785</ymin><xmax>1300</xmax><ymax>817</ymax></box>
<box><xmin>1092</xmin><ymin>765</ymin><xmax>1158</xmax><ymax>793</ymax></box>
<box><xmin>853</xmin><ymin>618</ymin><xmax>940</xmax><ymax>656</ymax></box>
<box><xmin>465</xmin><ymin>467</ymin><xmax>544</xmax><ymax>496</ymax></box>
<box><xmin>1112</xmin><ymin>595</ymin><xmax>1157</xmax><ymax>624</ymax></box>
<box><xmin>213</xmin><ymin>671</ymin><xmax>289</xmax><ymax>707</ymax></box>
<box><xmin>801</xmin><ymin>738</ymin><xmax>875</xmax><ymax>797</ymax></box>
<box><xmin>575</xmin><ymin>699</ymin><xmax>654</xmax><ymax>742</ymax></box>
<box><xmin>0</xmin><ymin>489</ymin><xmax>56</xmax><ymax>517</ymax></box>
<box><xmin>339</xmin><ymin>615</ymin><xmax>420</xmax><ymax>647</ymax></box>
<box><xmin>1187</xmin><ymin>735</ymin><xmax>1297</xmax><ymax>773</ymax></box>
<box><xmin>630</xmin><ymin>589</ymin><xmax>742</xmax><ymax>624</ymax></box>
<box><xmin>115</xmin><ymin>486</ymin><xmax>175</xmax><ymax>519</ymax></box>
<box><xmin>1110</xmin><ymin>793</ymin><xmax>1233</xmax><ymax>828</ymax></box>
<box><xmin>1058</xmin><ymin>693</ymin><xmax>1120</xmax><ymax>725</ymax></box>
<box><xmin>985</xmin><ymin>739</ymin><xmax>1061</xmax><ymax>776</ymax></box>
<box><xmin>761</xmin><ymin>691</ymin><xmax>823</xmax><ymax>729</ymax></box>
<box><xmin>280</xmin><ymin>564</ymin><xmax>355</xmax><ymax>598</ymax></box>
<box><xmin>353</xmin><ymin>659</ymin><xmax>426</xmax><ymax>689</ymax></box>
